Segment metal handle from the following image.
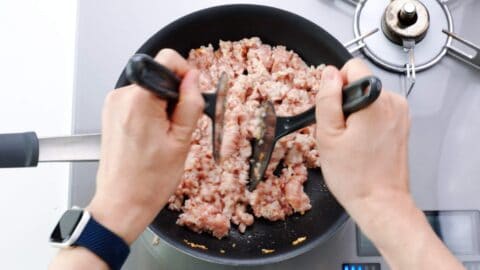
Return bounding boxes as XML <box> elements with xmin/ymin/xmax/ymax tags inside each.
<box><xmin>125</xmin><ymin>53</ymin><xmax>215</xmax><ymax>118</ymax></box>
<box><xmin>344</xmin><ymin>28</ymin><xmax>379</xmax><ymax>54</ymax></box>
<box><xmin>0</xmin><ymin>132</ymin><xmax>39</xmax><ymax>168</ymax></box>
<box><xmin>275</xmin><ymin>76</ymin><xmax>382</xmax><ymax>139</ymax></box>
<box><xmin>442</xmin><ymin>29</ymin><xmax>480</xmax><ymax>70</ymax></box>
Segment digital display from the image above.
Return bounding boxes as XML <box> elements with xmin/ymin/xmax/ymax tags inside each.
<box><xmin>342</xmin><ymin>263</ymin><xmax>380</xmax><ymax>270</ymax></box>
<box><xmin>464</xmin><ymin>261</ymin><xmax>480</xmax><ymax>270</ymax></box>
<box><xmin>50</xmin><ymin>209</ymin><xmax>83</xmax><ymax>243</ymax></box>
<box><xmin>356</xmin><ymin>210</ymin><xmax>480</xmax><ymax>257</ymax></box>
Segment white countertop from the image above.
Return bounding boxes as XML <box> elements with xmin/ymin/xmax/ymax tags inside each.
<box><xmin>0</xmin><ymin>0</ymin><xmax>76</xmax><ymax>268</ymax></box>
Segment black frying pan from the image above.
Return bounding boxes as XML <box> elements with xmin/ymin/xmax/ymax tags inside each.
<box><xmin>115</xmin><ymin>4</ymin><xmax>352</xmax><ymax>266</ymax></box>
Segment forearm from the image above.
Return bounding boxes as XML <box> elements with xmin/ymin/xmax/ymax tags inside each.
<box><xmin>347</xmin><ymin>190</ymin><xmax>464</xmax><ymax>270</ymax></box>
<box><xmin>49</xmin><ymin>247</ymin><xmax>109</xmax><ymax>270</ymax></box>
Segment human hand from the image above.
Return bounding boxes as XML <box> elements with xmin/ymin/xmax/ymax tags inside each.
<box><xmin>315</xmin><ymin>58</ymin><xmax>411</xmax><ymax>215</ymax></box>
<box><xmin>314</xmin><ymin>59</ymin><xmax>466</xmax><ymax>270</ymax></box>
<box><xmin>87</xmin><ymin>49</ymin><xmax>204</xmax><ymax>244</ymax></box>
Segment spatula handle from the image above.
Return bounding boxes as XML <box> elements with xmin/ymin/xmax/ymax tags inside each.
<box><xmin>125</xmin><ymin>53</ymin><xmax>216</xmax><ymax>118</ymax></box>
<box><xmin>126</xmin><ymin>54</ymin><xmax>181</xmax><ymax>100</ymax></box>
<box><xmin>275</xmin><ymin>76</ymin><xmax>382</xmax><ymax>138</ymax></box>
<box><xmin>342</xmin><ymin>75</ymin><xmax>382</xmax><ymax>115</ymax></box>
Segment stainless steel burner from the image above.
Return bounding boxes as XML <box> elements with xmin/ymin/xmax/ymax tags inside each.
<box><xmin>354</xmin><ymin>0</ymin><xmax>453</xmax><ymax>73</ymax></box>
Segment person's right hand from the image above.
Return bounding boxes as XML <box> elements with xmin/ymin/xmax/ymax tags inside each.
<box><xmin>315</xmin><ymin>58</ymin><xmax>411</xmax><ymax>215</ymax></box>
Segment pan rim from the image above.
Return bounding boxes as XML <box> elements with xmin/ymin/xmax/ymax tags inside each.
<box><xmin>146</xmin><ymin>213</ymin><xmax>349</xmax><ymax>266</ymax></box>
<box><xmin>117</xmin><ymin>3</ymin><xmax>353</xmax><ymax>266</ymax></box>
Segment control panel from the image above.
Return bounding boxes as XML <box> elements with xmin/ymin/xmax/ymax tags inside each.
<box><xmin>345</xmin><ymin>210</ymin><xmax>480</xmax><ymax>269</ymax></box>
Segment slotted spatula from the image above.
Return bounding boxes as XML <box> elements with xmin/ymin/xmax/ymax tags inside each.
<box><xmin>249</xmin><ymin>76</ymin><xmax>382</xmax><ymax>190</ymax></box>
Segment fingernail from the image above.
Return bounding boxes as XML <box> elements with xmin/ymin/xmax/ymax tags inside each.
<box><xmin>323</xmin><ymin>66</ymin><xmax>336</xmax><ymax>81</ymax></box>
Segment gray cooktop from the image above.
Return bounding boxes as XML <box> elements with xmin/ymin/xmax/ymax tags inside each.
<box><xmin>71</xmin><ymin>0</ymin><xmax>480</xmax><ymax>269</ymax></box>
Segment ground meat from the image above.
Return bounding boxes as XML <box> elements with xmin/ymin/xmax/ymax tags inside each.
<box><xmin>169</xmin><ymin>37</ymin><xmax>325</xmax><ymax>238</ymax></box>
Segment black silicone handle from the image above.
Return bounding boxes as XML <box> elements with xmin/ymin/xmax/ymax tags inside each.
<box><xmin>125</xmin><ymin>54</ymin><xmax>216</xmax><ymax>119</ymax></box>
<box><xmin>0</xmin><ymin>132</ymin><xmax>39</xmax><ymax>168</ymax></box>
<box><xmin>275</xmin><ymin>76</ymin><xmax>382</xmax><ymax>139</ymax></box>
<box><xmin>126</xmin><ymin>54</ymin><xmax>181</xmax><ymax>100</ymax></box>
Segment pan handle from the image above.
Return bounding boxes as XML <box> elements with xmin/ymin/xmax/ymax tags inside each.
<box><xmin>275</xmin><ymin>76</ymin><xmax>382</xmax><ymax>138</ymax></box>
<box><xmin>0</xmin><ymin>132</ymin><xmax>39</xmax><ymax>168</ymax></box>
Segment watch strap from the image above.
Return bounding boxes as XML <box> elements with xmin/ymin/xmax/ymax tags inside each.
<box><xmin>74</xmin><ymin>216</ymin><xmax>130</xmax><ymax>270</ymax></box>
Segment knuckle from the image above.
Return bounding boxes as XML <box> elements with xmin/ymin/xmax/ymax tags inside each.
<box><xmin>397</xmin><ymin>96</ymin><xmax>409</xmax><ymax>111</ymax></box>
<box><xmin>129</xmin><ymin>89</ymin><xmax>147</xmax><ymax>105</ymax></box>
<box><xmin>104</xmin><ymin>91</ymin><xmax>118</xmax><ymax>106</ymax></box>
<box><xmin>379</xmin><ymin>91</ymin><xmax>394</xmax><ymax>108</ymax></box>
<box><xmin>188</xmin><ymin>95</ymin><xmax>205</xmax><ymax>112</ymax></box>
<box><xmin>348</xmin><ymin>58</ymin><xmax>364</xmax><ymax>68</ymax></box>
<box><xmin>156</xmin><ymin>48</ymin><xmax>177</xmax><ymax>63</ymax></box>
<box><xmin>179</xmin><ymin>95</ymin><xmax>204</xmax><ymax>119</ymax></box>
<box><xmin>389</xmin><ymin>92</ymin><xmax>409</xmax><ymax>113</ymax></box>
<box><xmin>345</xmin><ymin>58</ymin><xmax>371</xmax><ymax>75</ymax></box>
<box><xmin>172</xmin><ymin>125</ymin><xmax>195</xmax><ymax>144</ymax></box>
<box><xmin>315</xmin><ymin>91</ymin><xmax>335</xmax><ymax>104</ymax></box>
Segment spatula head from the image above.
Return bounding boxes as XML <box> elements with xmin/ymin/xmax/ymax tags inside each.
<box><xmin>248</xmin><ymin>101</ymin><xmax>277</xmax><ymax>191</ymax></box>
<box><xmin>212</xmin><ymin>72</ymin><xmax>229</xmax><ymax>162</ymax></box>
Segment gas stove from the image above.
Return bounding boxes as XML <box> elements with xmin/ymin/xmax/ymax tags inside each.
<box><xmin>71</xmin><ymin>1</ymin><xmax>480</xmax><ymax>269</ymax></box>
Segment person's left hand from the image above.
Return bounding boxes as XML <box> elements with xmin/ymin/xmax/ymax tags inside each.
<box><xmin>87</xmin><ymin>49</ymin><xmax>204</xmax><ymax>244</ymax></box>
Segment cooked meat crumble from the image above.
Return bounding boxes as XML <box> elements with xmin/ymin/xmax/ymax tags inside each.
<box><xmin>168</xmin><ymin>37</ymin><xmax>325</xmax><ymax>239</ymax></box>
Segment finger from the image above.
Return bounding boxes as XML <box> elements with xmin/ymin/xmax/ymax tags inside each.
<box><xmin>315</xmin><ymin>66</ymin><xmax>345</xmax><ymax>136</ymax></box>
<box><xmin>340</xmin><ymin>58</ymin><xmax>389</xmax><ymax>130</ymax></box>
<box><xmin>340</xmin><ymin>58</ymin><xmax>373</xmax><ymax>84</ymax></box>
<box><xmin>132</xmin><ymin>48</ymin><xmax>189</xmax><ymax>122</ymax></box>
<box><xmin>169</xmin><ymin>69</ymin><xmax>204</xmax><ymax>143</ymax></box>
<box><xmin>154</xmin><ymin>48</ymin><xmax>191</xmax><ymax>77</ymax></box>
<box><xmin>119</xmin><ymin>84</ymin><xmax>169</xmax><ymax>116</ymax></box>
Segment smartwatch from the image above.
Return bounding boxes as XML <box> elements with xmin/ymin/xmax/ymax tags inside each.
<box><xmin>49</xmin><ymin>207</ymin><xmax>130</xmax><ymax>270</ymax></box>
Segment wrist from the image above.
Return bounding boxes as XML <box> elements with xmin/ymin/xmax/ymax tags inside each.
<box><xmin>86</xmin><ymin>194</ymin><xmax>152</xmax><ymax>245</ymax></box>
<box><xmin>345</xmin><ymin>189</ymin><xmax>416</xmax><ymax>224</ymax></box>
<box><xmin>345</xmin><ymin>189</ymin><xmax>427</xmax><ymax>251</ymax></box>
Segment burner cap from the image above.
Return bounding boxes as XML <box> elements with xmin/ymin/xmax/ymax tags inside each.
<box><xmin>354</xmin><ymin>0</ymin><xmax>453</xmax><ymax>73</ymax></box>
<box><xmin>382</xmin><ymin>0</ymin><xmax>430</xmax><ymax>45</ymax></box>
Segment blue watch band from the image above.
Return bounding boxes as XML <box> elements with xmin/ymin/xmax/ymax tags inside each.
<box><xmin>74</xmin><ymin>216</ymin><xmax>130</xmax><ymax>270</ymax></box>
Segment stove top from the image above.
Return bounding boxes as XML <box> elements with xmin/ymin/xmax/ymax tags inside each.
<box><xmin>71</xmin><ymin>1</ymin><xmax>480</xmax><ymax>269</ymax></box>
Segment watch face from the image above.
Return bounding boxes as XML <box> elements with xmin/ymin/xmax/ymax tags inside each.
<box><xmin>50</xmin><ymin>209</ymin><xmax>84</xmax><ymax>243</ymax></box>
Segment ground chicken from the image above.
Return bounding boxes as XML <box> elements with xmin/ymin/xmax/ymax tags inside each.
<box><xmin>168</xmin><ymin>37</ymin><xmax>325</xmax><ymax>239</ymax></box>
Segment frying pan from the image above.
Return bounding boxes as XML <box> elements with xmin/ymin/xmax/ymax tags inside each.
<box><xmin>115</xmin><ymin>4</ymin><xmax>354</xmax><ymax>266</ymax></box>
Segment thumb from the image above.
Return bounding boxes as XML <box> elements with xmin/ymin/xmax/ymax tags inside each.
<box><xmin>169</xmin><ymin>69</ymin><xmax>205</xmax><ymax>143</ymax></box>
<box><xmin>315</xmin><ymin>66</ymin><xmax>345</xmax><ymax>137</ymax></box>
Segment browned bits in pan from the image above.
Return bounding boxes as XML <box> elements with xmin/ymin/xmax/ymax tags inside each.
<box><xmin>183</xmin><ymin>239</ymin><xmax>208</xmax><ymax>250</ymax></box>
<box><xmin>292</xmin><ymin>236</ymin><xmax>307</xmax><ymax>246</ymax></box>
<box><xmin>261</xmin><ymin>248</ymin><xmax>275</xmax><ymax>254</ymax></box>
